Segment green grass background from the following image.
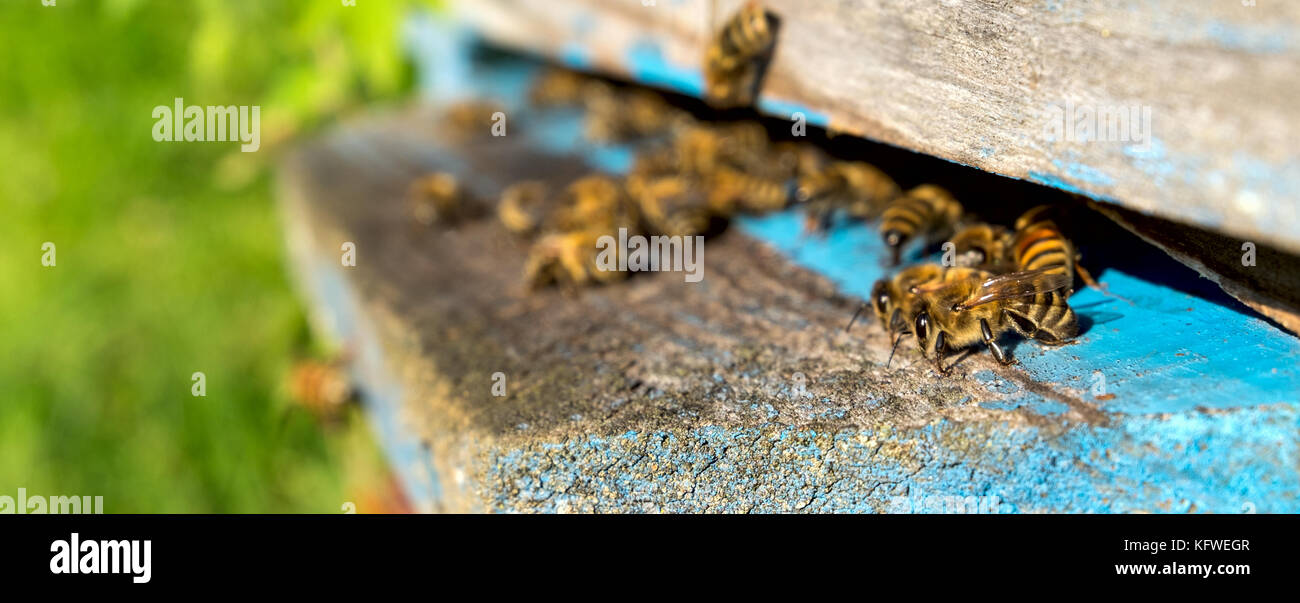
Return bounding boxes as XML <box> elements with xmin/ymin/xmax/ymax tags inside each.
<box><xmin>0</xmin><ymin>0</ymin><xmax>436</xmax><ymax>512</ymax></box>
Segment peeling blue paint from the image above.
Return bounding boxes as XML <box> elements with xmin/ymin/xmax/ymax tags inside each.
<box><xmin>386</xmin><ymin>33</ymin><xmax>1300</xmax><ymax>513</ymax></box>
<box><xmin>736</xmin><ymin>209</ymin><xmax>1300</xmax><ymax>414</ymax></box>
<box><xmin>486</xmin><ymin>408</ymin><xmax>1299</xmax><ymax>513</ymax></box>
<box><xmin>305</xmin><ymin>257</ymin><xmax>444</xmax><ymax>513</ymax></box>
<box><xmin>1052</xmin><ymin>158</ymin><xmax>1116</xmax><ymax>188</ymax></box>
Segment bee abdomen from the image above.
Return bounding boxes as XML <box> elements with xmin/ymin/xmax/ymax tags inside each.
<box><xmin>1005</xmin><ymin>290</ymin><xmax>1077</xmax><ymax>343</ymax></box>
<box><xmin>1014</xmin><ymin>225</ymin><xmax>1074</xmax><ymax>276</ymax></box>
<box><xmin>719</xmin><ymin>4</ymin><xmax>773</xmax><ymax>65</ymax></box>
<box><xmin>880</xmin><ymin>195</ymin><xmax>933</xmax><ymax>244</ymax></box>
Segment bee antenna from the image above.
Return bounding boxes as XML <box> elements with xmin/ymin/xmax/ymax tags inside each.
<box><xmin>845</xmin><ymin>303</ymin><xmax>868</xmax><ymax>333</ymax></box>
<box><xmin>886</xmin><ymin>332</ymin><xmax>903</xmax><ymax>369</ymax></box>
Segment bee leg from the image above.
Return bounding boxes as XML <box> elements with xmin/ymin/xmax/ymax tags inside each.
<box><xmin>845</xmin><ymin>302</ymin><xmax>869</xmax><ymax>333</ymax></box>
<box><xmin>932</xmin><ymin>331</ymin><xmax>949</xmax><ymax>375</ymax></box>
<box><xmin>980</xmin><ymin>318</ymin><xmax>1013</xmax><ymax>365</ymax></box>
<box><xmin>886</xmin><ymin>308</ymin><xmax>903</xmax><ymax>333</ymax></box>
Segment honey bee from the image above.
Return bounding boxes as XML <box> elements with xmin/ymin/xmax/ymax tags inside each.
<box><xmin>949</xmin><ymin>223</ymin><xmax>1015</xmax><ymax>272</ymax></box>
<box><xmin>582</xmin><ymin>83</ymin><xmax>629</xmax><ymax>143</ymax></box>
<box><xmin>706</xmin><ymin>166</ymin><xmax>792</xmax><ymax>215</ymax></box>
<box><xmin>524</xmin><ymin>228</ymin><xmax>627</xmax><ymax>289</ymax></box>
<box><xmin>497</xmin><ymin>180</ymin><xmax>551</xmax><ymax>237</ymax></box>
<box><xmin>585</xmin><ymin>88</ymin><xmax>693</xmax><ymax>143</ymax></box>
<box><xmin>879</xmin><ymin>184</ymin><xmax>964</xmax><ymax>265</ymax></box>
<box><xmin>288</xmin><ymin>359</ymin><xmax>355</xmax><ymax>421</ymax></box>
<box><xmin>769</xmin><ymin>141</ymin><xmax>826</xmax><ymax>180</ymax></box>
<box><xmin>633</xmin><ymin>175</ymin><xmax>712</xmax><ymax>237</ymax></box>
<box><xmin>704</xmin><ymin>1</ymin><xmax>777</xmax><ymax>108</ymax></box>
<box><xmin>529</xmin><ymin>67</ymin><xmax>590</xmax><ymax>106</ymax></box>
<box><xmin>1010</xmin><ymin>205</ymin><xmax>1123</xmax><ymax>299</ymax></box>
<box><xmin>797</xmin><ymin>161</ymin><xmax>901</xmax><ymax>232</ymax></box>
<box><xmin>673</xmin><ymin>125</ymin><xmax>729</xmax><ymax>176</ymax></box>
<box><xmin>408</xmin><ymin>172</ymin><xmax>466</xmax><ymax>226</ymax></box>
<box><xmin>910</xmin><ymin>267</ymin><xmax>1077</xmax><ymax>372</ymax></box>
<box><xmin>719</xmin><ymin>121</ymin><xmax>770</xmax><ymax>160</ymax></box>
<box><xmin>441</xmin><ymin>98</ymin><xmax>507</xmax><ymax>140</ymax></box>
<box><xmin>547</xmin><ymin>174</ymin><xmax>638</xmax><ymax>232</ymax></box>
<box><xmin>1010</xmin><ymin>205</ymin><xmax>1079</xmax><ymax>286</ymax></box>
<box><xmin>857</xmin><ymin>263</ymin><xmax>945</xmax><ymax>334</ymax></box>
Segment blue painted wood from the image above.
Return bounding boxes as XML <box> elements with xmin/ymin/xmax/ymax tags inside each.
<box><xmin>286</xmin><ymin>36</ymin><xmax>1300</xmax><ymax>513</ymax></box>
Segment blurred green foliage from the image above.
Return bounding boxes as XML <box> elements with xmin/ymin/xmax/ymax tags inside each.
<box><xmin>0</xmin><ymin>0</ymin><xmax>439</xmax><ymax>511</ymax></box>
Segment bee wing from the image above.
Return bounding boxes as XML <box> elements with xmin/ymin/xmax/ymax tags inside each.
<box><xmin>955</xmin><ymin>268</ymin><xmax>1071</xmax><ymax>310</ymax></box>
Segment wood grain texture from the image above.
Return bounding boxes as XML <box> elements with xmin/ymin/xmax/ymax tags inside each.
<box><xmin>279</xmin><ymin>107</ymin><xmax>1116</xmax><ymax>512</ymax></box>
<box><xmin>458</xmin><ymin>0</ymin><xmax>1300</xmax><ymax>255</ymax></box>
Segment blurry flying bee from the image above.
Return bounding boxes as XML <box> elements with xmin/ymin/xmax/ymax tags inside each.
<box><xmin>497</xmin><ymin>180</ymin><xmax>552</xmax><ymax>237</ymax></box>
<box><xmin>910</xmin><ymin>267</ymin><xmax>1077</xmax><ymax>372</ymax></box>
<box><xmin>796</xmin><ymin>161</ymin><xmax>901</xmax><ymax>232</ymax></box>
<box><xmin>288</xmin><ymin>358</ymin><xmax>355</xmax><ymax>422</ymax></box>
<box><xmin>949</xmin><ymin>223</ymin><xmax>1015</xmax><ymax>272</ymax></box>
<box><xmin>879</xmin><ymin>184</ymin><xmax>964</xmax><ymax>266</ymax></box>
<box><xmin>524</xmin><ymin>228</ymin><xmax>627</xmax><ymax>289</ymax></box>
<box><xmin>703</xmin><ymin>1</ymin><xmax>777</xmax><ymax>108</ymax></box>
<box><xmin>408</xmin><ymin>172</ymin><xmax>467</xmax><ymax>226</ymax></box>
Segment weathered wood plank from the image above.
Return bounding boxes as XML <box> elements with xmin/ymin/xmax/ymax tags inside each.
<box><xmin>280</xmin><ymin>107</ymin><xmax>1075</xmax><ymax>512</ymax></box>
<box><xmin>280</xmin><ymin>94</ymin><xmax>1300</xmax><ymax>512</ymax></box>
<box><xmin>458</xmin><ymin>0</ymin><xmax>1300</xmax><ymax>256</ymax></box>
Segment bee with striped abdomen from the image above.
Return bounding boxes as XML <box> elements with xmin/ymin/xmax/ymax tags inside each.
<box><xmin>797</xmin><ymin>161</ymin><xmax>901</xmax><ymax>232</ymax></box>
<box><xmin>879</xmin><ymin>184</ymin><xmax>964</xmax><ymax>265</ymax></box>
<box><xmin>703</xmin><ymin>1</ymin><xmax>777</xmax><ymax>108</ymax></box>
<box><xmin>673</xmin><ymin>125</ymin><xmax>728</xmax><ymax>176</ymax></box>
<box><xmin>910</xmin><ymin>267</ymin><xmax>1077</xmax><ymax>372</ymax></box>
<box><xmin>949</xmin><ymin>223</ymin><xmax>1016</xmax><ymax>272</ymax></box>
<box><xmin>706</xmin><ymin>166</ymin><xmax>793</xmax><ymax>216</ymax></box>
<box><xmin>1010</xmin><ymin>205</ymin><xmax>1080</xmax><ymax>291</ymax></box>
<box><xmin>632</xmin><ymin>174</ymin><xmax>713</xmax><ymax>237</ymax></box>
<box><xmin>546</xmin><ymin>174</ymin><xmax>638</xmax><ymax>233</ymax></box>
